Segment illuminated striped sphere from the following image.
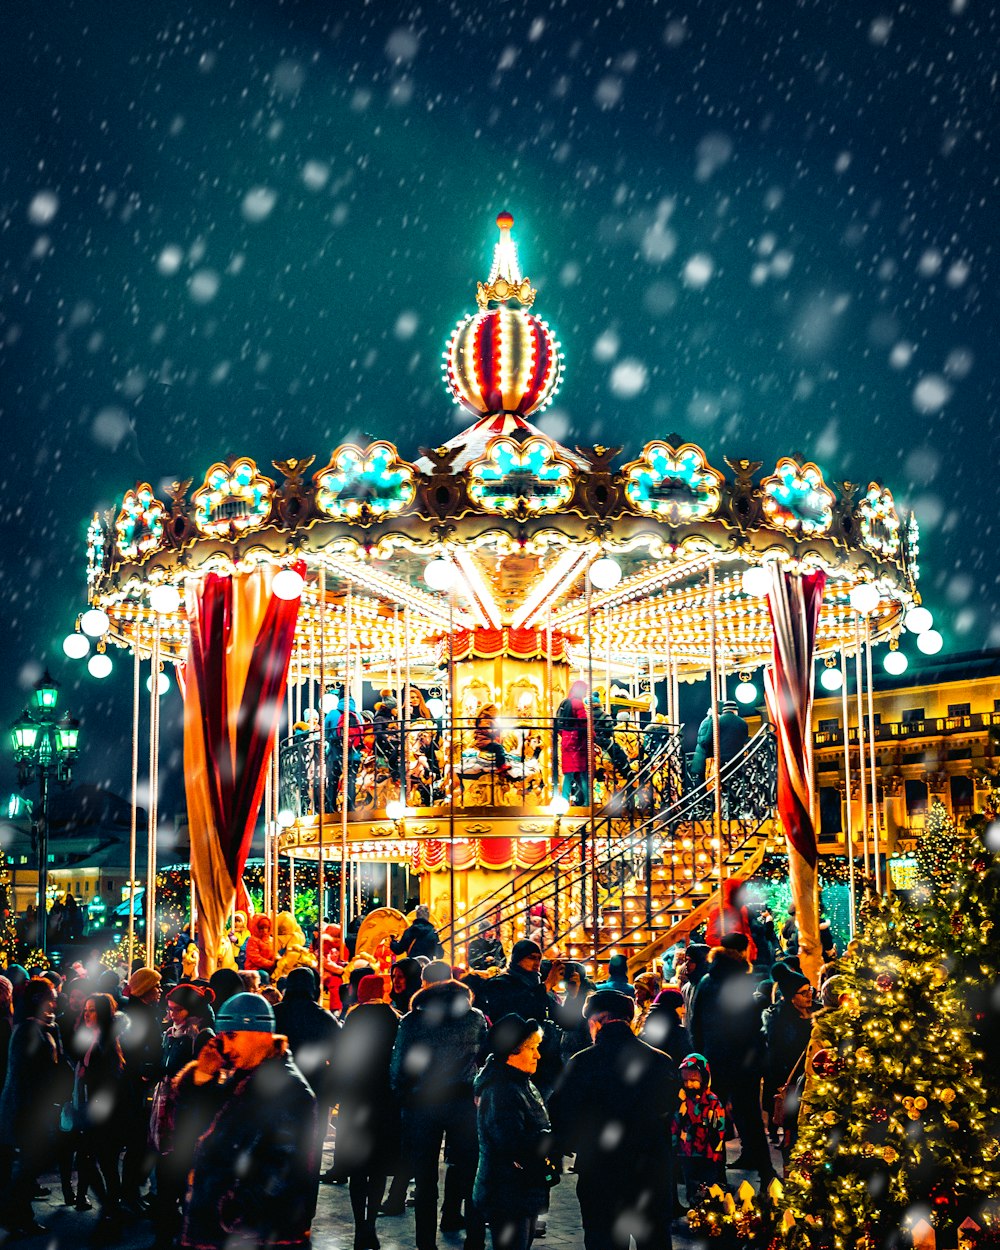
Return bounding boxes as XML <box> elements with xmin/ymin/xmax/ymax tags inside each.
<box><xmin>444</xmin><ymin>306</ymin><xmax>563</xmax><ymax>418</ymax></box>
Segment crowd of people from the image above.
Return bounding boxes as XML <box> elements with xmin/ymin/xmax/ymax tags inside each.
<box><xmin>0</xmin><ymin>884</ymin><xmax>834</xmax><ymax>1249</ymax></box>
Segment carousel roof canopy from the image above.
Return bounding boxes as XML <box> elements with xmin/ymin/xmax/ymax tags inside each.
<box><xmin>79</xmin><ymin>213</ymin><xmax>922</xmax><ymax>684</ymax></box>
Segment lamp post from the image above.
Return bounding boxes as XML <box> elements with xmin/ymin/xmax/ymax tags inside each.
<box><xmin>8</xmin><ymin>670</ymin><xmax>81</xmax><ymax>955</ymax></box>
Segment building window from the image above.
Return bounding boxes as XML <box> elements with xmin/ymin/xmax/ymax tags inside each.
<box><xmin>950</xmin><ymin>774</ymin><xmax>974</xmax><ymax>812</ymax></box>
<box><xmin>818</xmin><ymin>717</ymin><xmax>840</xmax><ymax>734</ymax></box>
<box><xmin>904</xmin><ymin>778</ymin><xmax>929</xmax><ymax>816</ymax></box>
<box><xmin>947</xmin><ymin>747</ymin><xmax>972</xmax><ymax>761</ymax></box>
<box><xmin>901</xmin><ymin>708</ymin><xmax>925</xmax><ymax>724</ymax></box>
<box><xmin>819</xmin><ymin>786</ymin><xmax>842</xmax><ymax>837</ymax></box>
<box><xmin>947</xmin><ymin>703</ymin><xmax>971</xmax><ymax>718</ymax></box>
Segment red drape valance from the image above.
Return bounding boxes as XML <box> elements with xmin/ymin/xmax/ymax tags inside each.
<box><xmin>411</xmin><ymin>837</ymin><xmax>555</xmax><ymax>873</ymax></box>
<box><xmin>437</xmin><ymin>626</ymin><xmax>576</xmax><ymax>662</ymax></box>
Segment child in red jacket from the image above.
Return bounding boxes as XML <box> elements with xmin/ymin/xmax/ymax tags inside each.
<box><xmin>671</xmin><ymin>1053</ymin><xmax>726</xmax><ymax>1203</ymax></box>
<box><xmin>243</xmin><ymin>913</ymin><xmax>276</xmax><ymax>972</ymax></box>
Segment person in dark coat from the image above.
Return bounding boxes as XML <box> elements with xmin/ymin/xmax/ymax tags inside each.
<box><xmin>551</xmin><ymin>962</ymin><xmax>596</xmax><ymax>1063</ymax></box>
<box><xmin>120</xmin><ymin>966</ymin><xmax>164</xmax><ymax>1211</ymax></box>
<box><xmin>390</xmin><ymin>904</ymin><xmax>442</xmax><ymax>959</ymax></box>
<box><xmin>555</xmin><ymin>679</ymin><xmax>590</xmax><ymax>805</ymax></box>
<box><xmin>333</xmin><ymin>975</ymin><xmax>401</xmax><ymax>1250</ymax></box>
<box><xmin>549</xmin><ymin>989</ymin><xmax>679</xmax><ymax>1250</ymax></box>
<box><xmin>639</xmin><ymin>988</ymin><xmax>691</xmax><ymax>1066</ymax></box>
<box><xmin>273</xmin><ymin>965</ymin><xmax>340</xmax><ymax>1178</ymax></box>
<box><xmin>150</xmin><ymin>1037</ymin><xmax>228</xmax><ymax>1250</ymax></box>
<box><xmin>73</xmin><ymin>992</ymin><xmax>131</xmax><ymax>1224</ymax></box>
<box><xmin>468</xmin><ymin>923</ymin><xmax>505</xmax><ymax>971</ymax></box>
<box><xmin>161</xmin><ymin>983</ymin><xmax>216</xmax><ymax>1078</ymax></box>
<box><xmin>688</xmin><ymin>938</ymin><xmax>775</xmax><ymax>1181</ymax></box>
<box><xmin>480</xmin><ymin>940</ymin><xmax>563</xmax><ymax>1095</ymax></box>
<box><xmin>473</xmin><ymin>1015</ymin><xmax>553</xmax><ymax>1250</ymax></box>
<box><xmin>595</xmin><ymin>952</ymin><xmax>635</xmax><ymax>999</ymax></box>
<box><xmin>389</xmin><ymin>957</ymin><xmax>423</xmax><ymax>1014</ymax></box>
<box><xmin>0</xmin><ymin>977</ymin><xmax>69</xmax><ymax>1235</ymax></box>
<box><xmin>389</xmin><ymin>976</ymin><xmax>488</xmax><ymax>1250</ymax></box>
<box><xmin>0</xmin><ymin>976</ymin><xmax>13</xmax><ymax>1104</ymax></box>
<box><xmin>690</xmin><ymin>700</ymin><xmax>749</xmax><ymax>780</ymax></box>
<box><xmin>680</xmin><ymin>943</ymin><xmax>711</xmax><ymax>1020</ymax></box>
<box><xmin>180</xmin><ymin>993</ymin><xmax>319</xmax><ymax>1250</ymax></box>
<box><xmin>761</xmin><ymin>963</ymin><xmax>814</xmax><ymax>1157</ymax></box>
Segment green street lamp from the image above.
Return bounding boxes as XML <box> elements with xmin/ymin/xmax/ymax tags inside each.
<box><xmin>7</xmin><ymin>669</ymin><xmax>82</xmax><ymax>954</ymax></box>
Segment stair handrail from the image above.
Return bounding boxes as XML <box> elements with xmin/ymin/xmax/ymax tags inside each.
<box><xmin>443</xmin><ymin>725</ymin><xmax>776</xmax><ymax>959</ymax></box>
<box><xmin>437</xmin><ymin>725</ymin><xmax>686</xmax><ymax>950</ymax></box>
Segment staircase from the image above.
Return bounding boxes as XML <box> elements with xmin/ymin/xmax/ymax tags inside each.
<box><xmin>440</xmin><ymin>726</ymin><xmax>778</xmax><ymax>979</ymax></box>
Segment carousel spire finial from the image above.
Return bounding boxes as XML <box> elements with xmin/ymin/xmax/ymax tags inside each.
<box><xmin>476</xmin><ymin>211</ymin><xmax>536</xmax><ymax>309</ymax></box>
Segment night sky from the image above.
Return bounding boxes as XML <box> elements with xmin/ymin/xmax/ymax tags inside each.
<box><xmin>1</xmin><ymin>0</ymin><xmax>997</xmax><ymax>833</ymax></box>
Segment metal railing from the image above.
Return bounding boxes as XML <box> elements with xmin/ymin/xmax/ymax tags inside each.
<box><xmin>277</xmin><ymin>715</ymin><xmax>679</xmax><ymax>819</ymax></box>
<box><xmin>441</xmin><ymin>725</ymin><xmax>777</xmax><ymax>962</ymax></box>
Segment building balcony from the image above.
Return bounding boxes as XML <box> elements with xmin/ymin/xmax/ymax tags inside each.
<box><xmin>813</xmin><ymin>709</ymin><xmax>1000</xmax><ymax>749</ymax></box>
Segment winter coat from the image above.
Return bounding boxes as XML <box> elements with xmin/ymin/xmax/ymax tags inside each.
<box><xmin>332</xmin><ymin>1002</ymin><xmax>401</xmax><ymax>1174</ymax></box>
<box><xmin>154</xmin><ymin>1060</ymin><xmax>228</xmax><ymax>1188</ymax></box>
<box><xmin>162</xmin><ymin>1019</ymin><xmax>215</xmax><ymax>1080</ymax></box>
<box><xmin>761</xmin><ymin>1000</ymin><xmax>813</xmax><ymax>1104</ymax></box>
<box><xmin>121</xmin><ymin>995</ymin><xmax>165</xmax><ymax>1084</ymax></box>
<box><xmin>688</xmin><ymin>951</ymin><xmax>764</xmax><ymax>1083</ymax></box>
<box><xmin>389</xmin><ymin>979</ymin><xmax>487</xmax><ymax>1108</ymax></box>
<box><xmin>472</xmin><ymin>1055</ymin><xmax>553</xmax><ymax>1218</ymax></box>
<box><xmin>552</xmin><ymin>987</ymin><xmax>594</xmax><ymax>1063</ymax></box>
<box><xmin>691</xmin><ymin>708</ymin><xmax>749</xmax><ymax>776</ymax></box>
<box><xmin>705</xmin><ymin>878</ymin><xmax>759</xmax><ymax>961</ymax></box>
<box><xmin>181</xmin><ymin>1040</ymin><xmax>318</xmax><ymax>1250</ymax></box>
<box><xmin>671</xmin><ymin>1054</ymin><xmax>726</xmax><ymax>1161</ymax></box>
<box><xmin>595</xmin><ymin>953</ymin><xmax>635</xmax><ymax>999</ymax></box>
<box><xmin>272</xmin><ymin>991</ymin><xmax>340</xmax><ymax>1107</ymax></box>
<box><xmin>639</xmin><ymin>1005</ymin><xmax>692</xmax><ymax>1066</ymax></box>
<box><xmin>481</xmin><ymin>962</ymin><xmax>553</xmax><ymax>1024</ymax></box>
<box><xmin>78</xmin><ymin>1031</ymin><xmax>130</xmax><ymax>1141</ymax></box>
<box><xmin>555</xmin><ymin>681</ymin><xmax>590</xmax><ymax>773</ymax></box>
<box><xmin>0</xmin><ymin>1018</ymin><xmax>68</xmax><ymax>1148</ymax></box>
<box><xmin>468</xmin><ymin>935</ymin><xmax>506</xmax><ymax>970</ymax></box>
<box><xmin>389</xmin><ymin>916</ymin><xmax>441</xmax><ymax>959</ymax></box>
<box><xmin>548</xmin><ymin>1020</ymin><xmax>678</xmax><ymax>1192</ymax></box>
<box><xmin>244</xmin><ymin>915</ymin><xmax>277</xmax><ymax>972</ymax></box>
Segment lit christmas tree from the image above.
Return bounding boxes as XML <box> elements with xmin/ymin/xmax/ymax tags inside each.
<box><xmin>0</xmin><ymin>861</ymin><xmax>20</xmax><ymax>964</ymax></box>
<box><xmin>781</xmin><ymin>894</ymin><xmax>1000</xmax><ymax>1249</ymax></box>
<box><xmin>915</xmin><ymin>799</ymin><xmax>961</xmax><ymax>898</ymax></box>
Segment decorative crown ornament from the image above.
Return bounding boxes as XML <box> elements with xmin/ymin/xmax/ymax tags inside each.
<box><xmin>476</xmin><ymin>211</ymin><xmax>536</xmax><ymax>309</ymax></box>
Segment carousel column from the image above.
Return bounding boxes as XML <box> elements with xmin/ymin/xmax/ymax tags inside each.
<box><xmin>708</xmin><ymin>564</ymin><xmax>724</xmax><ymax>926</ymax></box>
<box><xmin>402</xmin><ymin>605</ymin><xmax>411</xmax><ymax>807</ymax></box>
<box><xmin>128</xmin><ymin>623</ymin><xmax>141</xmax><ymax>965</ymax></box>
<box><xmin>448</xmin><ymin>566</ymin><xmax>457</xmax><ymax>964</ymax></box>
<box><xmin>340</xmin><ymin>582</ymin><xmax>353</xmax><ymax>943</ymax></box>
<box><xmin>264</xmin><ymin>769</ymin><xmax>272</xmax><ymax>924</ymax></box>
<box><xmin>864</xmin><ymin>616</ymin><xmax>883</xmax><ymax>894</ymax></box>
<box><xmin>586</xmin><ymin>559</ymin><xmax>597</xmax><ymax>972</ymax></box>
<box><xmin>853</xmin><ymin>615</ymin><xmax>871</xmax><ymax>881</ymax></box>
<box><xmin>839</xmin><ymin>648</ymin><xmax>857</xmax><ymax>936</ymax></box>
<box><xmin>145</xmin><ymin>613</ymin><xmax>162</xmax><ymax>968</ymax></box>
<box><xmin>272</xmin><ymin>728</ymin><xmax>281</xmax><ymax>918</ymax></box>
<box><xmin>318</xmin><ymin>570</ymin><xmax>327</xmax><ymax>977</ymax></box>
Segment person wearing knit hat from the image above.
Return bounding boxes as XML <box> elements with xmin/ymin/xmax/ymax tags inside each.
<box><xmin>163</xmin><ymin>984</ymin><xmax>217</xmax><ymax>1079</ymax></box>
<box><xmin>479</xmin><ymin>938</ymin><xmax>562</xmax><ymax>1053</ymax></box>
<box><xmin>762</xmin><ymin>965</ymin><xmax>814</xmax><ymax>1157</ymax></box>
<box><xmin>127</xmin><ymin>967</ymin><xmax>162</xmax><ymax>1003</ymax></box>
<box><xmin>181</xmin><ymin>991</ymin><xmax>318</xmax><ymax>1250</ymax></box>
<box><xmin>638</xmin><ymin>986</ymin><xmax>691</xmax><ymax>1067</ymax></box>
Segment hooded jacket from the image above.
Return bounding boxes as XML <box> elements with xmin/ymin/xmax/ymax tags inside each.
<box><xmin>472</xmin><ymin>1054</ymin><xmax>553</xmax><ymax>1217</ymax></box>
<box><xmin>389</xmin><ymin>980</ymin><xmax>487</xmax><ymax>1107</ymax></box>
<box><xmin>244</xmin><ymin>914</ymin><xmax>276</xmax><ymax>972</ymax></box>
<box><xmin>332</xmin><ymin>1001</ymin><xmax>401</xmax><ymax>1173</ymax></box>
<box><xmin>180</xmin><ymin>1038</ymin><xmax>318</xmax><ymax>1250</ymax></box>
<box><xmin>671</xmin><ymin>1053</ymin><xmax>726</xmax><ymax>1160</ymax></box>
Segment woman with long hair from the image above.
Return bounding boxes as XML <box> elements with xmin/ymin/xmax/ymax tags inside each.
<box><xmin>74</xmin><ymin>992</ymin><xmax>130</xmax><ymax>1225</ymax></box>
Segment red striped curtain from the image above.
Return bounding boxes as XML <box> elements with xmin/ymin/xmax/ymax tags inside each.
<box><xmin>183</xmin><ymin>566</ymin><xmax>301</xmax><ymax>973</ymax></box>
<box><xmin>764</xmin><ymin>567</ymin><xmax>826</xmax><ymax>985</ymax></box>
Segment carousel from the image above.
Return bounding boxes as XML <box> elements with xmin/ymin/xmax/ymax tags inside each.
<box><xmin>74</xmin><ymin>212</ymin><xmax>926</xmax><ymax>984</ymax></box>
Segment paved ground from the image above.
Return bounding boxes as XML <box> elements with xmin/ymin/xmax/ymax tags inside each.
<box><xmin>6</xmin><ymin>1140</ymin><xmax>779</xmax><ymax>1249</ymax></box>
